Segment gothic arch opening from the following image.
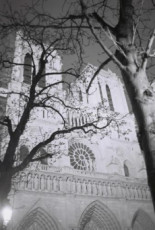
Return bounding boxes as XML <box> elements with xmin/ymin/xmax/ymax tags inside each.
<box><xmin>23</xmin><ymin>53</ymin><xmax>32</xmax><ymax>84</ymax></box>
<box><xmin>132</xmin><ymin>209</ymin><xmax>155</xmax><ymax>230</ymax></box>
<box><xmin>123</xmin><ymin>160</ymin><xmax>135</xmax><ymax>177</ymax></box>
<box><xmin>19</xmin><ymin>145</ymin><xmax>29</xmax><ymax>161</ymax></box>
<box><xmin>16</xmin><ymin>207</ymin><xmax>59</xmax><ymax>230</ymax></box>
<box><xmin>106</xmin><ymin>84</ymin><xmax>114</xmax><ymax>111</ymax></box>
<box><xmin>124</xmin><ymin>163</ymin><xmax>129</xmax><ymax>177</ymax></box>
<box><xmin>98</xmin><ymin>81</ymin><xmax>104</xmax><ymax>105</ymax></box>
<box><xmin>78</xmin><ymin>200</ymin><xmax>121</xmax><ymax>230</ymax></box>
<box><xmin>38</xmin><ymin>62</ymin><xmax>46</xmax><ymax>88</ymax></box>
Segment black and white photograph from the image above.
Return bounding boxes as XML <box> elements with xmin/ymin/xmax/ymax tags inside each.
<box><xmin>0</xmin><ymin>0</ymin><xmax>155</xmax><ymax>229</ymax></box>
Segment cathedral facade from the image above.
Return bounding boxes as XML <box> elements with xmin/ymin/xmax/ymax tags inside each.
<box><xmin>0</xmin><ymin>32</ymin><xmax>155</xmax><ymax>230</ymax></box>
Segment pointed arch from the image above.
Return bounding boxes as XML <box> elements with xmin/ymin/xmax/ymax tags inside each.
<box><xmin>132</xmin><ymin>209</ymin><xmax>155</xmax><ymax>230</ymax></box>
<box><xmin>23</xmin><ymin>53</ymin><xmax>32</xmax><ymax>84</ymax></box>
<box><xmin>79</xmin><ymin>118</ymin><xmax>81</xmax><ymax>126</ymax></box>
<box><xmin>106</xmin><ymin>84</ymin><xmax>114</xmax><ymax>111</ymax></box>
<box><xmin>19</xmin><ymin>145</ymin><xmax>29</xmax><ymax>161</ymax></box>
<box><xmin>38</xmin><ymin>63</ymin><xmax>46</xmax><ymax>88</ymax></box>
<box><xmin>39</xmin><ymin>148</ymin><xmax>48</xmax><ymax>165</ymax></box>
<box><xmin>79</xmin><ymin>90</ymin><xmax>83</xmax><ymax>102</ymax></box>
<box><xmin>72</xmin><ymin>117</ymin><xmax>74</xmax><ymax>127</ymax></box>
<box><xmin>67</xmin><ymin>110</ymin><xmax>70</xmax><ymax>126</ymax></box>
<box><xmin>0</xmin><ymin>96</ymin><xmax>7</xmax><ymax>118</ymax></box>
<box><xmin>123</xmin><ymin>160</ymin><xmax>134</xmax><ymax>177</ymax></box>
<box><xmin>124</xmin><ymin>163</ymin><xmax>129</xmax><ymax>177</ymax></box>
<box><xmin>75</xmin><ymin>117</ymin><xmax>78</xmax><ymax>126</ymax></box>
<box><xmin>16</xmin><ymin>207</ymin><xmax>59</xmax><ymax>230</ymax></box>
<box><xmin>78</xmin><ymin>200</ymin><xmax>121</xmax><ymax>230</ymax></box>
<box><xmin>82</xmin><ymin>116</ymin><xmax>85</xmax><ymax>125</ymax></box>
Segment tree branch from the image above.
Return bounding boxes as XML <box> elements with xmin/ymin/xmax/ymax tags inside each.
<box><xmin>0</xmin><ymin>22</ymin><xmax>102</xmax><ymax>30</ymax></box>
<box><xmin>12</xmin><ymin>118</ymin><xmax>113</xmax><ymax>174</ymax></box>
<box><xmin>142</xmin><ymin>29</ymin><xmax>155</xmax><ymax>69</ymax></box>
<box><xmin>35</xmin><ymin>78</ymin><xmax>76</xmax><ymax>97</ymax></box>
<box><xmin>33</xmin><ymin>103</ymin><xmax>67</xmax><ymax>126</ymax></box>
<box><xmin>42</xmin><ymin>95</ymin><xmax>80</xmax><ymax>110</ymax></box>
<box><xmin>31</xmin><ymin>153</ymin><xmax>53</xmax><ymax>162</ymax></box>
<box><xmin>85</xmin><ymin>15</ymin><xmax>125</xmax><ymax>70</ymax></box>
<box><xmin>92</xmin><ymin>12</ymin><xmax>116</xmax><ymax>35</ymax></box>
<box><xmin>86</xmin><ymin>57</ymin><xmax>111</xmax><ymax>93</ymax></box>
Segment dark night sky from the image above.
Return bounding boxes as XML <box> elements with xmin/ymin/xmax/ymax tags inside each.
<box><xmin>0</xmin><ymin>0</ymin><xmax>155</xmax><ymax>80</ymax></box>
<box><xmin>0</xmin><ymin>0</ymin><xmax>118</xmax><ymax>67</ymax></box>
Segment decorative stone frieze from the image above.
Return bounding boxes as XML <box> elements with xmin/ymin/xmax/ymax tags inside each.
<box><xmin>15</xmin><ymin>166</ymin><xmax>151</xmax><ymax>201</ymax></box>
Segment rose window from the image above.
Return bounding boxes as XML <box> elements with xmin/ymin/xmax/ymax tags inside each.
<box><xmin>68</xmin><ymin>142</ymin><xmax>95</xmax><ymax>171</ymax></box>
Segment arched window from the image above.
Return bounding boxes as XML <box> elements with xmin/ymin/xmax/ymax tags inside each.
<box><xmin>23</xmin><ymin>53</ymin><xmax>32</xmax><ymax>84</ymax></box>
<box><xmin>38</xmin><ymin>63</ymin><xmax>46</xmax><ymax>88</ymax></box>
<box><xmin>78</xmin><ymin>200</ymin><xmax>121</xmax><ymax>230</ymax></box>
<box><xmin>75</xmin><ymin>118</ymin><xmax>78</xmax><ymax>126</ymax></box>
<box><xmin>132</xmin><ymin>209</ymin><xmax>155</xmax><ymax>230</ymax></box>
<box><xmin>87</xmin><ymin>94</ymin><xmax>89</xmax><ymax>104</ymax></box>
<box><xmin>40</xmin><ymin>148</ymin><xmax>48</xmax><ymax>165</ymax></box>
<box><xmin>17</xmin><ymin>207</ymin><xmax>59</xmax><ymax>230</ymax></box>
<box><xmin>82</xmin><ymin>116</ymin><xmax>85</xmax><ymax>125</ymax></box>
<box><xmin>0</xmin><ymin>96</ymin><xmax>7</xmax><ymax>118</ymax></box>
<box><xmin>72</xmin><ymin>117</ymin><xmax>74</xmax><ymax>127</ymax></box>
<box><xmin>98</xmin><ymin>81</ymin><xmax>104</xmax><ymax>104</ymax></box>
<box><xmin>79</xmin><ymin>118</ymin><xmax>81</xmax><ymax>126</ymax></box>
<box><xmin>19</xmin><ymin>145</ymin><xmax>29</xmax><ymax>161</ymax></box>
<box><xmin>106</xmin><ymin>84</ymin><xmax>114</xmax><ymax>111</ymax></box>
<box><xmin>67</xmin><ymin>111</ymin><xmax>70</xmax><ymax>126</ymax></box>
<box><xmin>124</xmin><ymin>163</ymin><xmax>129</xmax><ymax>177</ymax></box>
<box><xmin>79</xmin><ymin>90</ymin><xmax>83</xmax><ymax>102</ymax></box>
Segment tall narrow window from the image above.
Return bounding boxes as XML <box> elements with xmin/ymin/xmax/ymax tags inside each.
<box><xmin>38</xmin><ymin>64</ymin><xmax>46</xmax><ymax>88</ymax></box>
<box><xmin>0</xmin><ymin>68</ymin><xmax>10</xmax><ymax>88</ymax></box>
<box><xmin>98</xmin><ymin>81</ymin><xmax>104</xmax><ymax>104</ymax></box>
<box><xmin>19</xmin><ymin>145</ymin><xmax>29</xmax><ymax>161</ymax></box>
<box><xmin>82</xmin><ymin>116</ymin><xmax>84</xmax><ymax>125</ymax></box>
<box><xmin>106</xmin><ymin>84</ymin><xmax>114</xmax><ymax>111</ymax></box>
<box><xmin>79</xmin><ymin>119</ymin><xmax>81</xmax><ymax>126</ymax></box>
<box><xmin>67</xmin><ymin>111</ymin><xmax>70</xmax><ymax>126</ymax></box>
<box><xmin>23</xmin><ymin>53</ymin><xmax>32</xmax><ymax>84</ymax></box>
<box><xmin>87</xmin><ymin>94</ymin><xmax>89</xmax><ymax>104</ymax></box>
<box><xmin>0</xmin><ymin>96</ymin><xmax>7</xmax><ymax>118</ymax></box>
<box><xmin>79</xmin><ymin>90</ymin><xmax>83</xmax><ymax>102</ymax></box>
<box><xmin>0</xmin><ymin>96</ymin><xmax>7</xmax><ymax>155</ymax></box>
<box><xmin>40</xmin><ymin>148</ymin><xmax>48</xmax><ymax>165</ymax></box>
<box><xmin>75</xmin><ymin>118</ymin><xmax>78</xmax><ymax>126</ymax></box>
<box><xmin>124</xmin><ymin>163</ymin><xmax>129</xmax><ymax>177</ymax></box>
<box><xmin>72</xmin><ymin>117</ymin><xmax>74</xmax><ymax>127</ymax></box>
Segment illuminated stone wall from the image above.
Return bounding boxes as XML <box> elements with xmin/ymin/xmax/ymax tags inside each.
<box><xmin>0</xmin><ymin>35</ymin><xmax>154</xmax><ymax>230</ymax></box>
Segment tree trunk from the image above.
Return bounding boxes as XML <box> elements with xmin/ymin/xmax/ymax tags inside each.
<box><xmin>115</xmin><ymin>0</ymin><xmax>155</xmax><ymax>209</ymax></box>
<box><xmin>120</xmin><ymin>65</ymin><xmax>155</xmax><ymax>209</ymax></box>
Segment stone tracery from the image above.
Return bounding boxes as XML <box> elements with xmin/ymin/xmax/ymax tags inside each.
<box><xmin>132</xmin><ymin>209</ymin><xmax>155</xmax><ymax>230</ymax></box>
<box><xmin>68</xmin><ymin>143</ymin><xmax>95</xmax><ymax>171</ymax></box>
<box><xmin>16</xmin><ymin>207</ymin><xmax>59</xmax><ymax>230</ymax></box>
<box><xmin>78</xmin><ymin>200</ymin><xmax>121</xmax><ymax>230</ymax></box>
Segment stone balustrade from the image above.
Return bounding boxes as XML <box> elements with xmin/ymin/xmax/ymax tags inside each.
<box><xmin>14</xmin><ymin>165</ymin><xmax>151</xmax><ymax>201</ymax></box>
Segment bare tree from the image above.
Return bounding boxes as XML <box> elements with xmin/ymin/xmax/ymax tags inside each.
<box><xmin>55</xmin><ymin>0</ymin><xmax>155</xmax><ymax>208</ymax></box>
<box><xmin>0</xmin><ymin>2</ymin><xmax>123</xmax><ymax>227</ymax></box>
<box><xmin>1</xmin><ymin>0</ymin><xmax>154</xmax><ymax>226</ymax></box>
